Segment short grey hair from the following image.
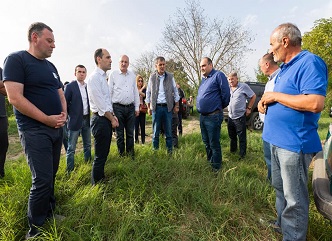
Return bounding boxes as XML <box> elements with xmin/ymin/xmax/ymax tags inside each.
<box><xmin>273</xmin><ymin>23</ymin><xmax>302</xmax><ymax>46</ymax></box>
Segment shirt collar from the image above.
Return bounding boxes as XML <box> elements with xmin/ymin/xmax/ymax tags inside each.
<box><xmin>96</xmin><ymin>67</ymin><xmax>106</xmax><ymax>77</ymax></box>
<box><xmin>269</xmin><ymin>68</ymin><xmax>280</xmax><ymax>81</ymax></box>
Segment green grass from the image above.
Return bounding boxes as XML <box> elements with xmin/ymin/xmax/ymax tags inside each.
<box><xmin>1</xmin><ymin>116</ymin><xmax>332</xmax><ymax>240</ymax></box>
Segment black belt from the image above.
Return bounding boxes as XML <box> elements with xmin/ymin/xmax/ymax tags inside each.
<box><xmin>156</xmin><ymin>103</ymin><xmax>167</xmax><ymax>107</ymax></box>
<box><xmin>201</xmin><ymin>109</ymin><xmax>221</xmax><ymax>116</ymax></box>
<box><xmin>113</xmin><ymin>103</ymin><xmax>134</xmax><ymax>108</ymax></box>
<box><xmin>83</xmin><ymin>114</ymin><xmax>90</xmax><ymax>118</ymax></box>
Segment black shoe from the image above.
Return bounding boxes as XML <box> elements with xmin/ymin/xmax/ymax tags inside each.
<box><xmin>135</xmin><ymin>140</ymin><xmax>139</xmax><ymax>144</ymax></box>
<box><xmin>25</xmin><ymin>228</ymin><xmax>40</xmax><ymax>240</ymax></box>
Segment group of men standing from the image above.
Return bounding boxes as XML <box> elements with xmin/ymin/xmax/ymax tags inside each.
<box><xmin>196</xmin><ymin>23</ymin><xmax>328</xmax><ymax>241</ymax></box>
<box><xmin>1</xmin><ymin>21</ymin><xmax>328</xmax><ymax>241</ymax></box>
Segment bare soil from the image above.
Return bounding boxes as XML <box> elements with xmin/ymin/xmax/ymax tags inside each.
<box><xmin>7</xmin><ymin>114</ymin><xmax>200</xmax><ymax>160</ymax></box>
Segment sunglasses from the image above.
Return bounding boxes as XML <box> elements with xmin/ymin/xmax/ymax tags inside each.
<box><xmin>138</xmin><ymin>80</ymin><xmax>143</xmax><ymax>82</ymax></box>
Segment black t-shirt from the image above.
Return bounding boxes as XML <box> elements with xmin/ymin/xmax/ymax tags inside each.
<box><xmin>3</xmin><ymin>51</ymin><xmax>63</xmax><ymax>130</ymax></box>
<box><xmin>0</xmin><ymin>67</ymin><xmax>6</xmax><ymax>117</ymax></box>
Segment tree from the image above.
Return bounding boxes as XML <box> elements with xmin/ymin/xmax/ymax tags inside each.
<box><xmin>254</xmin><ymin>63</ymin><xmax>268</xmax><ymax>84</ymax></box>
<box><xmin>166</xmin><ymin>59</ymin><xmax>192</xmax><ymax>97</ymax></box>
<box><xmin>302</xmin><ymin>17</ymin><xmax>332</xmax><ymax>108</ymax></box>
<box><xmin>158</xmin><ymin>0</ymin><xmax>253</xmax><ymax>90</ymax></box>
<box><xmin>132</xmin><ymin>51</ymin><xmax>156</xmax><ymax>82</ymax></box>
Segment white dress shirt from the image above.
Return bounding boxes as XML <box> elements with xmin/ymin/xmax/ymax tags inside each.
<box><xmin>259</xmin><ymin>68</ymin><xmax>280</xmax><ymax>122</ymax></box>
<box><xmin>76</xmin><ymin>80</ymin><xmax>89</xmax><ymax>115</ymax></box>
<box><xmin>86</xmin><ymin>67</ymin><xmax>113</xmax><ymax>116</ymax></box>
<box><xmin>108</xmin><ymin>69</ymin><xmax>140</xmax><ymax>111</ymax></box>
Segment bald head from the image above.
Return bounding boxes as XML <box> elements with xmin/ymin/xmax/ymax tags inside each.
<box><xmin>119</xmin><ymin>55</ymin><xmax>129</xmax><ymax>73</ymax></box>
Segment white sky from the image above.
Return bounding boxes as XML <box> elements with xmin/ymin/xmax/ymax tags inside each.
<box><xmin>1</xmin><ymin>0</ymin><xmax>331</xmax><ymax>82</ymax></box>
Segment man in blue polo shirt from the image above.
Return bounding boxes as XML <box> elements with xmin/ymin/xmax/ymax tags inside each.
<box><xmin>259</xmin><ymin>23</ymin><xmax>327</xmax><ymax>241</ymax></box>
<box><xmin>197</xmin><ymin>57</ymin><xmax>230</xmax><ymax>172</ymax></box>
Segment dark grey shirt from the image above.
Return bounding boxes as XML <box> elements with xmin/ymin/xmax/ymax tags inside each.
<box><xmin>228</xmin><ymin>82</ymin><xmax>254</xmax><ymax>119</ymax></box>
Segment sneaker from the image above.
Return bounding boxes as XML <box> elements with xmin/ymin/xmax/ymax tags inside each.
<box><xmin>259</xmin><ymin>218</ymin><xmax>282</xmax><ymax>234</ymax></box>
<box><xmin>54</xmin><ymin>214</ymin><xmax>66</xmax><ymax>222</ymax></box>
<box><xmin>268</xmin><ymin>220</ymin><xmax>282</xmax><ymax>234</ymax></box>
<box><xmin>25</xmin><ymin>229</ymin><xmax>40</xmax><ymax>240</ymax></box>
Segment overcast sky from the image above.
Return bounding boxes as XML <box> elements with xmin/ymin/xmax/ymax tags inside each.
<box><xmin>1</xmin><ymin>0</ymin><xmax>331</xmax><ymax>82</ymax></box>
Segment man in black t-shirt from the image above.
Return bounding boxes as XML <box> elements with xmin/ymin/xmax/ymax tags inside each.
<box><xmin>0</xmin><ymin>67</ymin><xmax>8</xmax><ymax>178</ymax></box>
<box><xmin>3</xmin><ymin>22</ymin><xmax>67</xmax><ymax>240</ymax></box>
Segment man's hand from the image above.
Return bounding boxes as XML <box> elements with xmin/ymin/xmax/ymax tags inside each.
<box><xmin>135</xmin><ymin>111</ymin><xmax>140</xmax><ymax>117</ymax></box>
<box><xmin>111</xmin><ymin>115</ymin><xmax>119</xmax><ymax>128</ymax></box>
<box><xmin>258</xmin><ymin>100</ymin><xmax>267</xmax><ymax>114</ymax></box>
<box><xmin>46</xmin><ymin>112</ymin><xmax>67</xmax><ymax>128</ymax></box>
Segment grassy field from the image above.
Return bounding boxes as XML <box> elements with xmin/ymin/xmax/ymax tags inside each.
<box><xmin>1</xmin><ymin>114</ymin><xmax>332</xmax><ymax>240</ymax></box>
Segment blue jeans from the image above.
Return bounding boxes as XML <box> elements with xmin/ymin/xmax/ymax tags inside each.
<box><xmin>19</xmin><ymin>126</ymin><xmax>62</xmax><ymax>232</ymax></box>
<box><xmin>66</xmin><ymin>116</ymin><xmax>91</xmax><ymax>172</ymax></box>
<box><xmin>263</xmin><ymin>140</ymin><xmax>271</xmax><ymax>181</ymax></box>
<box><xmin>152</xmin><ymin>106</ymin><xmax>172</xmax><ymax>152</ymax></box>
<box><xmin>271</xmin><ymin>145</ymin><xmax>313</xmax><ymax>241</ymax></box>
<box><xmin>90</xmin><ymin>115</ymin><xmax>112</xmax><ymax>184</ymax></box>
<box><xmin>200</xmin><ymin>112</ymin><xmax>223</xmax><ymax>170</ymax></box>
<box><xmin>113</xmin><ymin>104</ymin><xmax>135</xmax><ymax>157</ymax></box>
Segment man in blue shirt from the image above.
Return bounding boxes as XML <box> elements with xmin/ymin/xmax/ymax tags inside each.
<box><xmin>259</xmin><ymin>23</ymin><xmax>327</xmax><ymax>241</ymax></box>
<box><xmin>196</xmin><ymin>57</ymin><xmax>230</xmax><ymax>172</ymax></box>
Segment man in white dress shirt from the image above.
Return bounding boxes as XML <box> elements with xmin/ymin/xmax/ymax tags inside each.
<box><xmin>108</xmin><ymin>55</ymin><xmax>139</xmax><ymax>158</ymax></box>
<box><xmin>258</xmin><ymin>53</ymin><xmax>280</xmax><ymax>181</ymax></box>
<box><xmin>86</xmin><ymin>48</ymin><xmax>118</xmax><ymax>184</ymax></box>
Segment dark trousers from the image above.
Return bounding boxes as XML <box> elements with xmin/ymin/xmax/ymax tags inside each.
<box><xmin>172</xmin><ymin>112</ymin><xmax>179</xmax><ymax>148</ymax></box>
<box><xmin>0</xmin><ymin>117</ymin><xmax>8</xmax><ymax>177</ymax></box>
<box><xmin>227</xmin><ymin>114</ymin><xmax>247</xmax><ymax>157</ymax></box>
<box><xmin>113</xmin><ymin>104</ymin><xmax>135</xmax><ymax>157</ymax></box>
<box><xmin>91</xmin><ymin>115</ymin><xmax>112</xmax><ymax>184</ymax></box>
<box><xmin>19</xmin><ymin>126</ymin><xmax>62</xmax><ymax>231</ymax></box>
<box><xmin>177</xmin><ymin>111</ymin><xmax>183</xmax><ymax>135</ymax></box>
<box><xmin>135</xmin><ymin>112</ymin><xmax>146</xmax><ymax>144</ymax></box>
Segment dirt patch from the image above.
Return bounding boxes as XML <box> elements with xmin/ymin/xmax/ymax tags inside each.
<box><xmin>6</xmin><ymin>115</ymin><xmax>201</xmax><ymax>160</ymax></box>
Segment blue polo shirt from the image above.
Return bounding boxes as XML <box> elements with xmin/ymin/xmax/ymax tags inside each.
<box><xmin>263</xmin><ymin>50</ymin><xmax>327</xmax><ymax>153</ymax></box>
<box><xmin>3</xmin><ymin>50</ymin><xmax>63</xmax><ymax>131</ymax></box>
<box><xmin>196</xmin><ymin>69</ymin><xmax>230</xmax><ymax>115</ymax></box>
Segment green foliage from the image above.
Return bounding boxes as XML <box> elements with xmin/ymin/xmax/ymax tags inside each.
<box><xmin>1</xmin><ymin>117</ymin><xmax>332</xmax><ymax>240</ymax></box>
<box><xmin>5</xmin><ymin>96</ymin><xmax>13</xmax><ymax>117</ymax></box>
<box><xmin>302</xmin><ymin>17</ymin><xmax>332</xmax><ymax>109</ymax></box>
<box><xmin>254</xmin><ymin>63</ymin><xmax>268</xmax><ymax>83</ymax></box>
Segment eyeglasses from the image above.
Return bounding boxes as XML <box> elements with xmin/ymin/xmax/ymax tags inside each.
<box><xmin>138</xmin><ymin>80</ymin><xmax>143</xmax><ymax>82</ymax></box>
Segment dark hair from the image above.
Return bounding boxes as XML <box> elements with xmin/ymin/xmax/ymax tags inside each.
<box><xmin>75</xmin><ymin>64</ymin><xmax>86</xmax><ymax>72</ymax></box>
<box><xmin>94</xmin><ymin>48</ymin><xmax>104</xmax><ymax>65</ymax></box>
<box><xmin>155</xmin><ymin>56</ymin><xmax>165</xmax><ymax>64</ymax></box>
<box><xmin>202</xmin><ymin>57</ymin><xmax>212</xmax><ymax>65</ymax></box>
<box><xmin>28</xmin><ymin>22</ymin><xmax>53</xmax><ymax>42</ymax></box>
<box><xmin>274</xmin><ymin>23</ymin><xmax>302</xmax><ymax>46</ymax></box>
<box><xmin>262</xmin><ymin>53</ymin><xmax>277</xmax><ymax>66</ymax></box>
